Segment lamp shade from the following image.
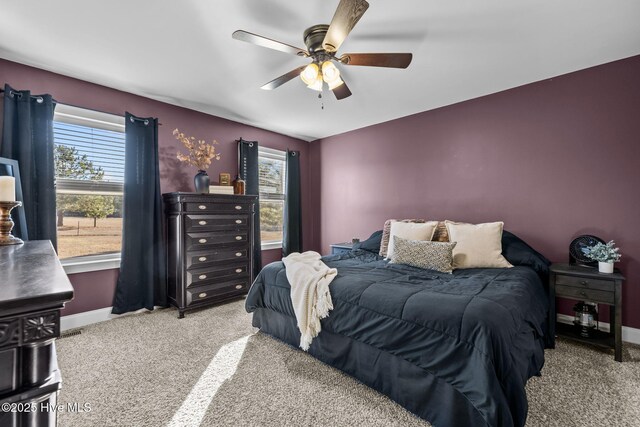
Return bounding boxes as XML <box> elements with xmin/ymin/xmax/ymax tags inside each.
<box><xmin>306</xmin><ymin>79</ymin><xmax>323</xmax><ymax>91</ymax></box>
<box><xmin>300</xmin><ymin>63</ymin><xmax>320</xmax><ymax>86</ymax></box>
<box><xmin>322</xmin><ymin>61</ymin><xmax>341</xmax><ymax>83</ymax></box>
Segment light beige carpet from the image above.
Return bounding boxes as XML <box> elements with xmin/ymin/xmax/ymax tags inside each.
<box><xmin>56</xmin><ymin>300</ymin><xmax>640</xmax><ymax>427</ymax></box>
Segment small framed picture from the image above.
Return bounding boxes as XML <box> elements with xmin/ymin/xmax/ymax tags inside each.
<box><xmin>219</xmin><ymin>173</ymin><xmax>231</xmax><ymax>186</ymax></box>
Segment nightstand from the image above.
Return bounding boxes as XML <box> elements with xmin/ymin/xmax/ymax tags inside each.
<box><xmin>330</xmin><ymin>242</ymin><xmax>354</xmax><ymax>255</ymax></box>
<box><xmin>549</xmin><ymin>263</ymin><xmax>625</xmax><ymax>362</ymax></box>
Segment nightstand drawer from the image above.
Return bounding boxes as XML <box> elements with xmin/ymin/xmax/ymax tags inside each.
<box><xmin>555</xmin><ymin>274</ymin><xmax>613</xmax><ymax>292</ymax></box>
<box><xmin>555</xmin><ymin>284</ymin><xmax>614</xmax><ymax>304</ymax></box>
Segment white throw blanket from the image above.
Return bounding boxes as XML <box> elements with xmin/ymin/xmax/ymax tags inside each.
<box><xmin>282</xmin><ymin>251</ymin><xmax>338</xmax><ymax>351</ymax></box>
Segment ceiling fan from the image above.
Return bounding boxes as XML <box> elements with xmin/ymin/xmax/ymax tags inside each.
<box><xmin>232</xmin><ymin>0</ymin><xmax>413</xmax><ymax>100</ymax></box>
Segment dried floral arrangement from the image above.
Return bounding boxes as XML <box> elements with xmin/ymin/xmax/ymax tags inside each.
<box><xmin>174</xmin><ymin>128</ymin><xmax>221</xmax><ymax>170</ymax></box>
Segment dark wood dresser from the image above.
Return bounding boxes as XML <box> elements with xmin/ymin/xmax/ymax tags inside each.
<box><xmin>0</xmin><ymin>241</ymin><xmax>74</xmax><ymax>427</ymax></box>
<box><xmin>164</xmin><ymin>192</ymin><xmax>258</xmax><ymax>318</ymax></box>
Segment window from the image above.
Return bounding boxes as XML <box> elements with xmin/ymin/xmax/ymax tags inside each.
<box><xmin>53</xmin><ymin>104</ymin><xmax>125</xmax><ymax>262</ymax></box>
<box><xmin>258</xmin><ymin>147</ymin><xmax>287</xmax><ymax>249</ymax></box>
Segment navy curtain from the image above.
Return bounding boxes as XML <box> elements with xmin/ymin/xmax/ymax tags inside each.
<box><xmin>0</xmin><ymin>84</ymin><xmax>56</xmax><ymax>246</ymax></box>
<box><xmin>112</xmin><ymin>113</ymin><xmax>167</xmax><ymax>314</ymax></box>
<box><xmin>238</xmin><ymin>139</ymin><xmax>262</xmax><ymax>275</ymax></box>
<box><xmin>283</xmin><ymin>150</ymin><xmax>302</xmax><ymax>255</ymax></box>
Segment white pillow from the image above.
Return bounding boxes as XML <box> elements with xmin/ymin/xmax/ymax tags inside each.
<box><xmin>444</xmin><ymin>221</ymin><xmax>513</xmax><ymax>269</ymax></box>
<box><xmin>386</xmin><ymin>221</ymin><xmax>439</xmax><ymax>259</ymax></box>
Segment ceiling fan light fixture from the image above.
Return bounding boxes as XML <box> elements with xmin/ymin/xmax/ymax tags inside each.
<box><xmin>321</xmin><ymin>61</ymin><xmax>341</xmax><ymax>83</ymax></box>
<box><xmin>300</xmin><ymin>63</ymin><xmax>320</xmax><ymax>86</ymax></box>
<box><xmin>306</xmin><ymin>79</ymin><xmax>323</xmax><ymax>91</ymax></box>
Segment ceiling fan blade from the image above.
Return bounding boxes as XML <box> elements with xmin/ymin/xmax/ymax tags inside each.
<box><xmin>332</xmin><ymin>80</ymin><xmax>352</xmax><ymax>100</ymax></box>
<box><xmin>261</xmin><ymin>66</ymin><xmax>307</xmax><ymax>90</ymax></box>
<box><xmin>232</xmin><ymin>30</ymin><xmax>308</xmax><ymax>57</ymax></box>
<box><xmin>322</xmin><ymin>0</ymin><xmax>370</xmax><ymax>53</ymax></box>
<box><xmin>339</xmin><ymin>53</ymin><xmax>413</xmax><ymax>68</ymax></box>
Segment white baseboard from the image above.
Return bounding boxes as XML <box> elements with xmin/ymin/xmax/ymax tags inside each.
<box><xmin>557</xmin><ymin>314</ymin><xmax>640</xmax><ymax>345</ymax></box>
<box><xmin>61</xmin><ymin>307</ymin><xmax>114</xmax><ymax>331</ymax></box>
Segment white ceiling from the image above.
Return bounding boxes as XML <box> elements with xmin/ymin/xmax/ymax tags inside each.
<box><xmin>1</xmin><ymin>0</ymin><xmax>639</xmax><ymax>141</ymax></box>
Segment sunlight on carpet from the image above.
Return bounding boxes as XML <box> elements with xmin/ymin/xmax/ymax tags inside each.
<box><xmin>167</xmin><ymin>334</ymin><xmax>252</xmax><ymax>427</ymax></box>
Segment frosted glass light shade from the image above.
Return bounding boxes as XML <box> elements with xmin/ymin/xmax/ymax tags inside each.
<box><xmin>300</xmin><ymin>63</ymin><xmax>320</xmax><ymax>86</ymax></box>
<box><xmin>306</xmin><ymin>79</ymin><xmax>323</xmax><ymax>91</ymax></box>
<box><xmin>321</xmin><ymin>61</ymin><xmax>340</xmax><ymax>83</ymax></box>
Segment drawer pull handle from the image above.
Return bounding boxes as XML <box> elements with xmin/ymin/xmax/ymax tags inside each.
<box><xmin>235</xmin><ymin>219</ymin><xmax>242</xmax><ymax>224</ymax></box>
<box><xmin>199</xmin><ymin>257</ymin><xmax>207</xmax><ymax>262</ymax></box>
<box><xmin>199</xmin><ymin>205</ymin><xmax>207</xmax><ymax>210</ymax></box>
<box><xmin>580</xmin><ymin>280</ymin><xmax>588</xmax><ymax>286</ymax></box>
<box><xmin>235</xmin><ymin>268</ymin><xmax>243</xmax><ymax>273</ymax></box>
<box><xmin>199</xmin><ymin>220</ymin><xmax>207</xmax><ymax>225</ymax></box>
<box><xmin>235</xmin><ymin>205</ymin><xmax>242</xmax><ymax>210</ymax></box>
<box><xmin>199</xmin><ymin>292</ymin><xmax>207</xmax><ymax>298</ymax></box>
<box><xmin>199</xmin><ymin>274</ymin><xmax>207</xmax><ymax>280</ymax></box>
<box><xmin>235</xmin><ymin>236</ymin><xmax>242</xmax><ymax>240</ymax></box>
<box><xmin>235</xmin><ymin>252</ymin><xmax>242</xmax><ymax>257</ymax></box>
<box><xmin>235</xmin><ymin>284</ymin><xmax>243</xmax><ymax>290</ymax></box>
<box><xmin>199</xmin><ymin>238</ymin><xmax>207</xmax><ymax>244</ymax></box>
<box><xmin>579</xmin><ymin>291</ymin><xmax>587</xmax><ymax>297</ymax></box>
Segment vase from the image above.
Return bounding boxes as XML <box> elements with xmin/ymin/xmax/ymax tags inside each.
<box><xmin>598</xmin><ymin>261</ymin><xmax>614</xmax><ymax>274</ymax></box>
<box><xmin>233</xmin><ymin>174</ymin><xmax>245</xmax><ymax>195</ymax></box>
<box><xmin>194</xmin><ymin>170</ymin><xmax>210</xmax><ymax>194</ymax></box>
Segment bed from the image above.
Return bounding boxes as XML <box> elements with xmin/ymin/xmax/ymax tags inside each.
<box><xmin>245</xmin><ymin>231</ymin><xmax>551</xmax><ymax>427</ymax></box>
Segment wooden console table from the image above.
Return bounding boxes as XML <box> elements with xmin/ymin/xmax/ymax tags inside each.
<box><xmin>0</xmin><ymin>241</ymin><xmax>74</xmax><ymax>426</ymax></box>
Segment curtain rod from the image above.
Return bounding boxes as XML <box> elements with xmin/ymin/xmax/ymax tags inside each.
<box><xmin>0</xmin><ymin>87</ymin><xmax>57</xmax><ymax>104</ymax></box>
<box><xmin>1</xmin><ymin>89</ymin><xmax>162</xmax><ymax>126</ymax></box>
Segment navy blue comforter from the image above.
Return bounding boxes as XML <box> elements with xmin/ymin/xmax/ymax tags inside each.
<box><xmin>246</xmin><ymin>248</ymin><xmax>549</xmax><ymax>427</ymax></box>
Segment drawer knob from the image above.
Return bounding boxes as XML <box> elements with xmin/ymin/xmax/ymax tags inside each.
<box><xmin>580</xmin><ymin>291</ymin><xmax>587</xmax><ymax>297</ymax></box>
<box><xmin>235</xmin><ymin>268</ymin><xmax>243</xmax><ymax>273</ymax></box>
<box><xmin>580</xmin><ymin>280</ymin><xmax>588</xmax><ymax>286</ymax></box>
<box><xmin>235</xmin><ymin>252</ymin><xmax>242</xmax><ymax>257</ymax></box>
<box><xmin>235</xmin><ymin>284</ymin><xmax>243</xmax><ymax>290</ymax></box>
<box><xmin>199</xmin><ymin>257</ymin><xmax>207</xmax><ymax>262</ymax></box>
<box><xmin>235</xmin><ymin>205</ymin><xmax>242</xmax><ymax>210</ymax></box>
<box><xmin>199</xmin><ymin>274</ymin><xmax>207</xmax><ymax>280</ymax></box>
<box><xmin>235</xmin><ymin>219</ymin><xmax>242</xmax><ymax>224</ymax></box>
<box><xmin>199</xmin><ymin>205</ymin><xmax>207</xmax><ymax>210</ymax></box>
<box><xmin>199</xmin><ymin>238</ymin><xmax>207</xmax><ymax>244</ymax></box>
<box><xmin>199</xmin><ymin>220</ymin><xmax>207</xmax><ymax>225</ymax></box>
<box><xmin>235</xmin><ymin>236</ymin><xmax>242</xmax><ymax>240</ymax></box>
<box><xmin>199</xmin><ymin>292</ymin><xmax>207</xmax><ymax>298</ymax></box>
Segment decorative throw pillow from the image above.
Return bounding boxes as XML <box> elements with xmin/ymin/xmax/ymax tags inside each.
<box><xmin>444</xmin><ymin>221</ymin><xmax>513</xmax><ymax>269</ymax></box>
<box><xmin>379</xmin><ymin>219</ymin><xmax>426</xmax><ymax>257</ymax></box>
<box><xmin>386</xmin><ymin>221</ymin><xmax>439</xmax><ymax>259</ymax></box>
<box><xmin>432</xmin><ymin>221</ymin><xmax>449</xmax><ymax>242</ymax></box>
<box><xmin>389</xmin><ymin>236</ymin><xmax>457</xmax><ymax>273</ymax></box>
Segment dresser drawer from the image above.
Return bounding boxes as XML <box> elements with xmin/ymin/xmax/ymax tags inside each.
<box><xmin>186</xmin><ymin>231</ymin><xmax>248</xmax><ymax>250</ymax></box>
<box><xmin>555</xmin><ymin>284</ymin><xmax>614</xmax><ymax>304</ymax></box>
<box><xmin>186</xmin><ymin>280</ymin><xmax>250</xmax><ymax>306</ymax></box>
<box><xmin>187</xmin><ymin>263</ymin><xmax>249</xmax><ymax>287</ymax></box>
<box><xmin>185</xmin><ymin>248</ymin><xmax>249</xmax><ymax>269</ymax></box>
<box><xmin>555</xmin><ymin>274</ymin><xmax>613</xmax><ymax>292</ymax></box>
<box><xmin>185</xmin><ymin>202</ymin><xmax>250</xmax><ymax>214</ymax></box>
<box><xmin>185</xmin><ymin>214</ymin><xmax>249</xmax><ymax>232</ymax></box>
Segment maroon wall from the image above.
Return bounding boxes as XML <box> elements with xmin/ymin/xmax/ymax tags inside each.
<box><xmin>0</xmin><ymin>58</ymin><xmax>316</xmax><ymax>316</ymax></box>
<box><xmin>312</xmin><ymin>55</ymin><xmax>640</xmax><ymax>329</ymax></box>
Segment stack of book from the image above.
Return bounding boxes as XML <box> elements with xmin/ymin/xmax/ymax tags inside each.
<box><xmin>209</xmin><ymin>185</ymin><xmax>234</xmax><ymax>195</ymax></box>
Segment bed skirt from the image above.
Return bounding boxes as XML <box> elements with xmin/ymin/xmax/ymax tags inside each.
<box><xmin>252</xmin><ymin>307</ymin><xmax>494</xmax><ymax>427</ymax></box>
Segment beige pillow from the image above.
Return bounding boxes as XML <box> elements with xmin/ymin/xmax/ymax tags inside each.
<box><xmin>444</xmin><ymin>221</ymin><xmax>513</xmax><ymax>269</ymax></box>
<box><xmin>379</xmin><ymin>219</ymin><xmax>426</xmax><ymax>257</ymax></box>
<box><xmin>386</xmin><ymin>221</ymin><xmax>439</xmax><ymax>259</ymax></box>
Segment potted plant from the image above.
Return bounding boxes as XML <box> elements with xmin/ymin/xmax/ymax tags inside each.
<box><xmin>174</xmin><ymin>128</ymin><xmax>221</xmax><ymax>193</ymax></box>
<box><xmin>581</xmin><ymin>240</ymin><xmax>621</xmax><ymax>273</ymax></box>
